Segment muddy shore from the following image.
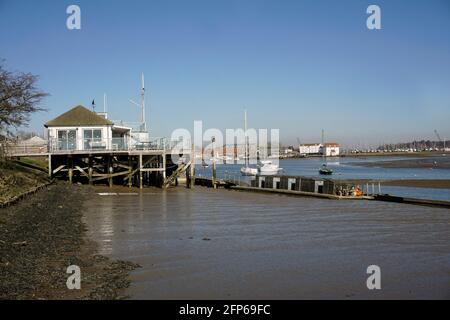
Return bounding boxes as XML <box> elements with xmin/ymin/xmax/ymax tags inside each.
<box><xmin>0</xmin><ymin>182</ymin><xmax>139</xmax><ymax>300</ymax></box>
<box><xmin>353</xmin><ymin>156</ymin><xmax>450</xmax><ymax>170</ymax></box>
<box><xmin>0</xmin><ymin>161</ymin><xmax>50</xmax><ymax>205</ymax></box>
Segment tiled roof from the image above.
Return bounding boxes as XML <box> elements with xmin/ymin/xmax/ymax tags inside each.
<box><xmin>45</xmin><ymin>105</ymin><xmax>113</xmax><ymax>127</ymax></box>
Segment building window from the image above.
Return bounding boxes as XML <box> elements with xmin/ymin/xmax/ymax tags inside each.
<box><xmin>84</xmin><ymin>129</ymin><xmax>103</xmax><ymax>150</ymax></box>
<box><xmin>57</xmin><ymin>130</ymin><xmax>76</xmax><ymax>150</ymax></box>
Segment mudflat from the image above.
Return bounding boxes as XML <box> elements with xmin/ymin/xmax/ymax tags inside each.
<box><xmin>353</xmin><ymin>156</ymin><xmax>450</xmax><ymax>170</ymax></box>
<box><xmin>0</xmin><ymin>182</ymin><xmax>139</xmax><ymax>299</ymax></box>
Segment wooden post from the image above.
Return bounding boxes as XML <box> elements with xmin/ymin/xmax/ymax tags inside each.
<box><xmin>162</xmin><ymin>153</ymin><xmax>166</xmax><ymax>181</ymax></box>
<box><xmin>88</xmin><ymin>156</ymin><xmax>93</xmax><ymax>185</ymax></box>
<box><xmin>128</xmin><ymin>156</ymin><xmax>132</xmax><ymax>188</ymax></box>
<box><xmin>139</xmin><ymin>153</ymin><xmax>143</xmax><ymax>189</ymax></box>
<box><xmin>109</xmin><ymin>156</ymin><xmax>113</xmax><ymax>188</ymax></box>
<box><xmin>68</xmin><ymin>156</ymin><xmax>73</xmax><ymax>184</ymax></box>
<box><xmin>190</xmin><ymin>143</ymin><xmax>195</xmax><ymax>189</ymax></box>
<box><xmin>109</xmin><ymin>164</ymin><xmax>114</xmax><ymax>188</ymax></box>
<box><xmin>48</xmin><ymin>154</ymin><xmax>52</xmax><ymax>178</ymax></box>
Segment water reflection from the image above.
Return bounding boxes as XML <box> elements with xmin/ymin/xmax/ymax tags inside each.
<box><xmin>84</xmin><ymin>188</ymin><xmax>450</xmax><ymax>299</ymax></box>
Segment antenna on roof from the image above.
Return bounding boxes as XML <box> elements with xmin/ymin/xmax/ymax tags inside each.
<box><xmin>103</xmin><ymin>93</ymin><xmax>107</xmax><ymax>113</ymax></box>
<box><xmin>91</xmin><ymin>99</ymin><xmax>96</xmax><ymax>112</ymax></box>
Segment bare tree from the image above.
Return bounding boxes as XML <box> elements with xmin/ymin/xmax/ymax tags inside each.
<box><xmin>0</xmin><ymin>62</ymin><xmax>48</xmax><ymax>159</ymax></box>
<box><xmin>0</xmin><ymin>62</ymin><xmax>48</xmax><ymax>136</ymax></box>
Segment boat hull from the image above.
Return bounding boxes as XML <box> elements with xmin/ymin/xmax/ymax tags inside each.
<box><xmin>240</xmin><ymin>167</ymin><xmax>258</xmax><ymax>176</ymax></box>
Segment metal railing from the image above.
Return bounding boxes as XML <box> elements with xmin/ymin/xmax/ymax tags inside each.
<box><xmin>3</xmin><ymin>142</ymin><xmax>48</xmax><ymax>156</ymax></box>
<box><xmin>5</xmin><ymin>137</ymin><xmax>192</xmax><ymax>156</ymax></box>
<box><xmin>111</xmin><ymin>120</ymin><xmax>146</xmax><ymax>132</ymax></box>
<box><xmin>48</xmin><ymin>137</ymin><xmax>131</xmax><ymax>152</ymax></box>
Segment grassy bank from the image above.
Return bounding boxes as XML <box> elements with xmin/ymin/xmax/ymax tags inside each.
<box><xmin>0</xmin><ymin>182</ymin><xmax>139</xmax><ymax>299</ymax></box>
<box><xmin>0</xmin><ymin>159</ymin><xmax>50</xmax><ymax>206</ymax></box>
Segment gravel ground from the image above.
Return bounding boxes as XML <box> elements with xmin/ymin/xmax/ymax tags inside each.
<box><xmin>0</xmin><ymin>182</ymin><xmax>140</xmax><ymax>300</ymax></box>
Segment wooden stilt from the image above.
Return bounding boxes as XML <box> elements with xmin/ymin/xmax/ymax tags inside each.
<box><xmin>48</xmin><ymin>154</ymin><xmax>52</xmax><ymax>178</ymax></box>
<box><xmin>109</xmin><ymin>156</ymin><xmax>113</xmax><ymax>188</ymax></box>
<box><xmin>189</xmin><ymin>144</ymin><xmax>195</xmax><ymax>189</ymax></box>
<box><xmin>68</xmin><ymin>157</ymin><xmax>73</xmax><ymax>183</ymax></box>
<box><xmin>42</xmin><ymin>150</ymin><xmax>170</xmax><ymax>189</ymax></box>
<box><xmin>139</xmin><ymin>153</ymin><xmax>143</xmax><ymax>189</ymax></box>
<box><xmin>128</xmin><ymin>156</ymin><xmax>132</xmax><ymax>188</ymax></box>
<box><xmin>107</xmin><ymin>156</ymin><xmax>113</xmax><ymax>188</ymax></box>
<box><xmin>88</xmin><ymin>156</ymin><xmax>93</xmax><ymax>185</ymax></box>
<box><xmin>162</xmin><ymin>153</ymin><xmax>166</xmax><ymax>180</ymax></box>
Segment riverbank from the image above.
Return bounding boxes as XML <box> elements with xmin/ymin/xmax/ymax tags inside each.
<box><xmin>352</xmin><ymin>155</ymin><xmax>450</xmax><ymax>170</ymax></box>
<box><xmin>0</xmin><ymin>182</ymin><xmax>139</xmax><ymax>300</ymax></box>
<box><xmin>0</xmin><ymin>160</ymin><xmax>50</xmax><ymax>206</ymax></box>
<box><xmin>381</xmin><ymin>179</ymin><xmax>450</xmax><ymax>189</ymax></box>
<box><xmin>340</xmin><ymin>151</ymin><xmax>446</xmax><ymax>158</ymax></box>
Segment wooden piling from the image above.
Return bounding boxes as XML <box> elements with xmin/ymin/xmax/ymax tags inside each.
<box><xmin>139</xmin><ymin>153</ymin><xmax>143</xmax><ymax>189</ymax></box>
<box><xmin>88</xmin><ymin>156</ymin><xmax>93</xmax><ymax>185</ymax></box>
<box><xmin>128</xmin><ymin>157</ymin><xmax>132</xmax><ymax>188</ymax></box>
<box><xmin>68</xmin><ymin>156</ymin><xmax>73</xmax><ymax>184</ymax></box>
<box><xmin>109</xmin><ymin>165</ymin><xmax>113</xmax><ymax>188</ymax></box>
<box><xmin>48</xmin><ymin>154</ymin><xmax>52</xmax><ymax>178</ymax></box>
<box><xmin>189</xmin><ymin>144</ymin><xmax>195</xmax><ymax>189</ymax></box>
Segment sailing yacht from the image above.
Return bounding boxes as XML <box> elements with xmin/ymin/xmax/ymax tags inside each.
<box><xmin>319</xmin><ymin>129</ymin><xmax>333</xmax><ymax>175</ymax></box>
<box><xmin>240</xmin><ymin>110</ymin><xmax>258</xmax><ymax>176</ymax></box>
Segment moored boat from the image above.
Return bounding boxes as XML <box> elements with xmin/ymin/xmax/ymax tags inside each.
<box><xmin>259</xmin><ymin>160</ymin><xmax>282</xmax><ymax>175</ymax></box>
<box><xmin>240</xmin><ymin>166</ymin><xmax>258</xmax><ymax>176</ymax></box>
<box><xmin>319</xmin><ymin>164</ymin><xmax>333</xmax><ymax>175</ymax></box>
<box><xmin>241</xmin><ymin>109</ymin><xmax>258</xmax><ymax>176</ymax></box>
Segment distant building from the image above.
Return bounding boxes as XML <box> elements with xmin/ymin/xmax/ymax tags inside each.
<box><xmin>17</xmin><ymin>136</ymin><xmax>48</xmax><ymax>153</ymax></box>
<box><xmin>322</xmin><ymin>143</ymin><xmax>340</xmax><ymax>157</ymax></box>
<box><xmin>19</xmin><ymin>136</ymin><xmax>47</xmax><ymax>146</ymax></box>
<box><xmin>299</xmin><ymin>143</ymin><xmax>321</xmax><ymax>155</ymax></box>
<box><xmin>299</xmin><ymin>142</ymin><xmax>340</xmax><ymax>156</ymax></box>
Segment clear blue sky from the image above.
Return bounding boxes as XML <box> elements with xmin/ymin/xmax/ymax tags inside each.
<box><xmin>1</xmin><ymin>0</ymin><xmax>449</xmax><ymax>147</ymax></box>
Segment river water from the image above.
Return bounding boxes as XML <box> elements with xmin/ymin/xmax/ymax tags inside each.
<box><xmin>196</xmin><ymin>156</ymin><xmax>450</xmax><ymax>201</ymax></box>
<box><xmin>84</xmin><ymin>187</ymin><xmax>450</xmax><ymax>299</ymax></box>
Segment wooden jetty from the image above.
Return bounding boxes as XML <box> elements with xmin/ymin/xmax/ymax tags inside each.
<box><xmin>8</xmin><ymin>144</ymin><xmax>192</xmax><ymax>189</ymax></box>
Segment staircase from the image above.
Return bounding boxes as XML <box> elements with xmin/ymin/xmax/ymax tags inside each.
<box><xmin>162</xmin><ymin>161</ymin><xmax>191</xmax><ymax>188</ymax></box>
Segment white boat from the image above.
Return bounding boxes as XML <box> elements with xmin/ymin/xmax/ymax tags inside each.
<box><xmin>240</xmin><ymin>166</ymin><xmax>258</xmax><ymax>176</ymax></box>
<box><xmin>258</xmin><ymin>160</ymin><xmax>282</xmax><ymax>175</ymax></box>
<box><xmin>241</xmin><ymin>109</ymin><xmax>258</xmax><ymax>176</ymax></box>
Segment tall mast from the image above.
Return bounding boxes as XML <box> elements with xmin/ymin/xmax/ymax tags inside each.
<box><xmin>322</xmin><ymin>129</ymin><xmax>325</xmax><ymax>162</ymax></box>
<box><xmin>103</xmin><ymin>93</ymin><xmax>107</xmax><ymax>113</ymax></box>
<box><xmin>244</xmin><ymin>109</ymin><xmax>248</xmax><ymax>166</ymax></box>
<box><xmin>141</xmin><ymin>73</ymin><xmax>146</xmax><ymax>132</ymax></box>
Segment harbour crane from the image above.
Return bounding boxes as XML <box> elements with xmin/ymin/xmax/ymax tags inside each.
<box><xmin>434</xmin><ymin>129</ymin><xmax>446</xmax><ymax>151</ymax></box>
